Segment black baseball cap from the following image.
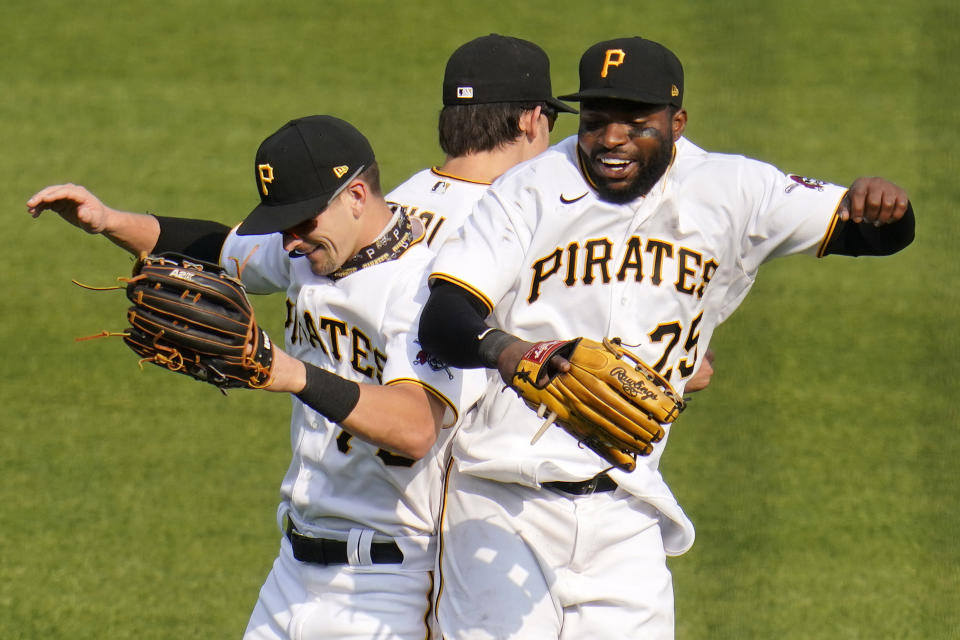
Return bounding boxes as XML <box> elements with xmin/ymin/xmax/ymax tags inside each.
<box><xmin>237</xmin><ymin>115</ymin><xmax>375</xmax><ymax>236</ymax></box>
<box><xmin>559</xmin><ymin>37</ymin><xmax>683</xmax><ymax>107</ymax></box>
<box><xmin>442</xmin><ymin>34</ymin><xmax>577</xmax><ymax>113</ymax></box>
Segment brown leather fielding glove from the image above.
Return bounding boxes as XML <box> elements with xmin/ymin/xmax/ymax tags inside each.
<box><xmin>122</xmin><ymin>253</ymin><xmax>274</xmax><ymax>390</ymax></box>
<box><xmin>512</xmin><ymin>337</ymin><xmax>684</xmax><ymax>472</ymax></box>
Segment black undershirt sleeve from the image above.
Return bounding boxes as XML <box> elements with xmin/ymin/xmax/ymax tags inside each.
<box><xmin>822</xmin><ymin>202</ymin><xmax>915</xmax><ymax>257</ymax></box>
<box><xmin>418</xmin><ymin>281</ymin><xmax>492</xmax><ymax>368</ymax></box>
<box><xmin>152</xmin><ymin>215</ymin><xmax>232</xmax><ymax>263</ymax></box>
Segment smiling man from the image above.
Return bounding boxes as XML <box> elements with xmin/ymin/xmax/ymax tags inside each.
<box><xmin>417</xmin><ymin>36</ymin><xmax>915</xmax><ymax>638</ymax></box>
<box><xmin>27</xmin><ymin>115</ymin><xmax>486</xmax><ymax>640</ymax></box>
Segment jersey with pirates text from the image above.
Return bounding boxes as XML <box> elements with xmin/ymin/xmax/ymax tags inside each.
<box><xmin>386</xmin><ymin>167</ymin><xmax>491</xmax><ymax>250</ymax></box>
<box><xmin>429</xmin><ymin>135</ymin><xmax>847</xmax><ymax>555</ymax></box>
<box><xmin>220</xmin><ymin>229</ymin><xmax>484</xmax><ymax>541</ymax></box>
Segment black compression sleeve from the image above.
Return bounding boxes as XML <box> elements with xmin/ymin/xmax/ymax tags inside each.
<box><xmin>418</xmin><ymin>281</ymin><xmax>491</xmax><ymax>368</ymax></box>
<box><xmin>152</xmin><ymin>215</ymin><xmax>231</xmax><ymax>262</ymax></box>
<box><xmin>823</xmin><ymin>202</ymin><xmax>915</xmax><ymax>257</ymax></box>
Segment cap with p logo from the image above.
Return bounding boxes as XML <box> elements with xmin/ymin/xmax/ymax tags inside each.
<box><xmin>238</xmin><ymin>115</ymin><xmax>375</xmax><ymax>236</ymax></box>
<box><xmin>558</xmin><ymin>37</ymin><xmax>683</xmax><ymax>107</ymax></box>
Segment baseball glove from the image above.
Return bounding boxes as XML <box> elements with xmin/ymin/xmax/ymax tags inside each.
<box><xmin>512</xmin><ymin>337</ymin><xmax>684</xmax><ymax>472</ymax></box>
<box><xmin>121</xmin><ymin>253</ymin><xmax>274</xmax><ymax>390</ymax></box>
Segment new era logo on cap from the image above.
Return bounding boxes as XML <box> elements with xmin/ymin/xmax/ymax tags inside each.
<box><xmin>456</xmin><ymin>86</ymin><xmax>474</xmax><ymax>98</ymax></box>
<box><xmin>237</xmin><ymin>115</ymin><xmax>375</xmax><ymax>236</ymax></box>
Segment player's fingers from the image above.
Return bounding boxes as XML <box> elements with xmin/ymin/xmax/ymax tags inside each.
<box><xmin>845</xmin><ymin>183</ymin><xmax>868</xmax><ymax>223</ymax></box>
<box><xmin>538</xmin><ymin>354</ymin><xmax>571</xmax><ymax>385</ymax></box>
<box><xmin>859</xmin><ymin>180</ymin><xmax>909</xmax><ymax>226</ymax></box>
<box><xmin>875</xmin><ymin>190</ymin><xmax>910</xmax><ymax>226</ymax></box>
<box><xmin>26</xmin><ymin>183</ymin><xmax>84</xmax><ymax>215</ymax></box>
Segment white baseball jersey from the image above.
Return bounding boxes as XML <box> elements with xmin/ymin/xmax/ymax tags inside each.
<box><xmin>386</xmin><ymin>167</ymin><xmax>491</xmax><ymax>250</ymax></box>
<box><xmin>220</xmin><ymin>227</ymin><xmax>484</xmax><ymax>544</ymax></box>
<box><xmin>429</xmin><ymin>135</ymin><xmax>846</xmax><ymax>555</ymax></box>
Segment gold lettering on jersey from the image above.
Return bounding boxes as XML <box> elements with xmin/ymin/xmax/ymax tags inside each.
<box><xmin>617</xmin><ymin>237</ymin><xmax>644</xmax><ymax>282</ymax></box>
<box><xmin>564</xmin><ymin>242</ymin><xmax>580</xmax><ymax>286</ymax></box>
<box><xmin>302</xmin><ymin>310</ymin><xmax>329</xmax><ymax>354</ymax></box>
<box><xmin>529</xmin><ymin>248</ymin><xmax>563</xmax><ymax>303</ymax></box>
<box><xmin>696</xmin><ymin>259</ymin><xmax>718</xmax><ymax>299</ymax></box>
<box><xmin>676</xmin><ymin>311</ymin><xmax>703</xmax><ymax>378</ymax></box>
<box><xmin>601</xmin><ymin>49</ymin><xmax>626</xmax><ymax>78</ymax></box>
<box><xmin>286</xmin><ymin>302</ymin><xmax>387</xmax><ymax>383</ymax></box>
<box><xmin>333</xmin><ymin>165</ymin><xmax>350</xmax><ymax>179</ymax></box>
<box><xmin>675</xmin><ymin>248</ymin><xmax>703</xmax><ymax>295</ymax></box>
<box><xmin>258</xmin><ymin>163</ymin><xmax>275</xmax><ymax>196</ymax></box>
<box><xmin>351</xmin><ymin>327</ymin><xmax>375</xmax><ymax>380</ymax></box>
<box><xmin>645</xmin><ymin>239</ymin><xmax>674</xmax><ymax>286</ymax></box>
<box><xmin>583</xmin><ymin>239</ymin><xmax>613</xmax><ymax>284</ymax></box>
<box><xmin>526</xmin><ymin>236</ymin><xmax>719</xmax><ymax>304</ymax></box>
<box><xmin>388</xmin><ymin>202</ymin><xmax>447</xmax><ymax>247</ymax></box>
<box><xmin>320</xmin><ymin>318</ymin><xmax>348</xmax><ymax>360</ymax></box>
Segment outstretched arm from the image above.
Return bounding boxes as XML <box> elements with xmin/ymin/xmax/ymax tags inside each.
<box><xmin>27</xmin><ymin>183</ymin><xmax>161</xmax><ymax>255</ymax></box>
<box><xmin>27</xmin><ymin>183</ymin><xmax>230</xmax><ymax>261</ymax></box>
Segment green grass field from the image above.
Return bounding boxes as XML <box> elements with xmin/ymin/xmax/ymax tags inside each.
<box><xmin>3</xmin><ymin>1</ymin><xmax>957</xmax><ymax>638</ymax></box>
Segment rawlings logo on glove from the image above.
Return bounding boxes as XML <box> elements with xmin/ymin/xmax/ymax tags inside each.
<box><xmin>511</xmin><ymin>337</ymin><xmax>685</xmax><ymax>472</ymax></box>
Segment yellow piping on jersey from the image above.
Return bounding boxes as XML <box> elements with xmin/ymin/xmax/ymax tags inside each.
<box><xmin>816</xmin><ymin>191</ymin><xmax>847</xmax><ymax>258</ymax></box>
<box><xmin>386</xmin><ymin>378</ymin><xmax>460</xmax><ymax>428</ymax></box>
<box><xmin>434</xmin><ymin>456</ymin><xmax>456</xmax><ymax>623</ymax></box>
<box><xmin>430</xmin><ymin>167</ymin><xmax>492</xmax><ymax>186</ymax></box>
<box><xmin>575</xmin><ymin>147</ymin><xmax>600</xmax><ymax>190</ymax></box>
<box><xmin>428</xmin><ymin>273</ymin><xmax>495</xmax><ymax>314</ymax></box>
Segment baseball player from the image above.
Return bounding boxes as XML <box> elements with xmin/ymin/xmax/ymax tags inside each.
<box><xmin>416</xmin><ymin>37</ymin><xmax>915</xmax><ymax>638</ymax></box>
<box><xmin>389</xmin><ymin>34</ymin><xmax>714</xmax><ymax>400</ymax></box>
<box><xmin>27</xmin><ymin>115</ymin><xmax>485</xmax><ymax>639</ymax></box>
<box><xmin>386</xmin><ymin>33</ymin><xmax>576</xmax><ymax>249</ymax></box>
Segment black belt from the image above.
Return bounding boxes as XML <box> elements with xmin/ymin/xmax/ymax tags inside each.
<box><xmin>542</xmin><ymin>472</ymin><xmax>618</xmax><ymax>495</ymax></box>
<box><xmin>285</xmin><ymin>522</ymin><xmax>404</xmax><ymax>566</ymax></box>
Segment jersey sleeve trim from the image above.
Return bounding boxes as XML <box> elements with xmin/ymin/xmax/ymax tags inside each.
<box><xmin>428</xmin><ymin>273</ymin><xmax>494</xmax><ymax>314</ymax></box>
<box><xmin>385</xmin><ymin>378</ymin><xmax>460</xmax><ymax>428</ymax></box>
<box><xmin>218</xmin><ymin>223</ymin><xmax>243</xmax><ymax>268</ymax></box>
<box><xmin>816</xmin><ymin>192</ymin><xmax>847</xmax><ymax>258</ymax></box>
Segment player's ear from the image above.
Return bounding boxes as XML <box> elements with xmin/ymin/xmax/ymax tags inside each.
<box><xmin>671</xmin><ymin>108</ymin><xmax>687</xmax><ymax>141</ymax></box>
<box><xmin>519</xmin><ymin>106</ymin><xmax>540</xmax><ymax>140</ymax></box>
<box><xmin>344</xmin><ymin>180</ymin><xmax>367</xmax><ymax>219</ymax></box>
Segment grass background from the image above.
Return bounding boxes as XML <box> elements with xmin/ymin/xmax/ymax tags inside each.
<box><xmin>2</xmin><ymin>1</ymin><xmax>957</xmax><ymax>638</ymax></box>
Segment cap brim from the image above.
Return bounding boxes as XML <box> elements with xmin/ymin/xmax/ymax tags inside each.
<box><xmin>546</xmin><ymin>96</ymin><xmax>579</xmax><ymax>114</ymax></box>
<box><xmin>557</xmin><ymin>88</ymin><xmax>674</xmax><ymax>105</ymax></box>
<box><xmin>237</xmin><ymin>193</ymin><xmax>333</xmax><ymax>236</ymax></box>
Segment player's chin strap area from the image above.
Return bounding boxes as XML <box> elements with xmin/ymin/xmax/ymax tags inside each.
<box><xmin>326</xmin><ymin>211</ymin><xmax>422</xmax><ymax>280</ymax></box>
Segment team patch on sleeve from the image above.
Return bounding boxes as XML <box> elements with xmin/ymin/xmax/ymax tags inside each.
<box><xmin>413</xmin><ymin>344</ymin><xmax>454</xmax><ymax>380</ymax></box>
<box><xmin>785</xmin><ymin>174</ymin><xmax>825</xmax><ymax>193</ymax></box>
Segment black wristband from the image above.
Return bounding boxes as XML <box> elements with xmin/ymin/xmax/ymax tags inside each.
<box><xmin>477</xmin><ymin>329</ymin><xmax>519</xmax><ymax>369</ymax></box>
<box><xmin>295</xmin><ymin>363</ymin><xmax>361</xmax><ymax>423</ymax></box>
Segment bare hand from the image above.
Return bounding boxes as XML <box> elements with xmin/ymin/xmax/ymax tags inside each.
<box><xmin>26</xmin><ymin>183</ymin><xmax>113</xmax><ymax>234</ymax></box>
<box><xmin>685</xmin><ymin>348</ymin><xmax>715</xmax><ymax>392</ymax></box>
<box><xmin>837</xmin><ymin>177</ymin><xmax>909</xmax><ymax>226</ymax></box>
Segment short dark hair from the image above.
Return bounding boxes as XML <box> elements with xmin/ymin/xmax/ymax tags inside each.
<box><xmin>438</xmin><ymin>102</ymin><xmax>547</xmax><ymax>156</ymax></box>
<box><xmin>359</xmin><ymin>161</ymin><xmax>382</xmax><ymax>196</ymax></box>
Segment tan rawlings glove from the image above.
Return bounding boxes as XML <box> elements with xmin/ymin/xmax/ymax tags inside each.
<box><xmin>511</xmin><ymin>337</ymin><xmax>685</xmax><ymax>472</ymax></box>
